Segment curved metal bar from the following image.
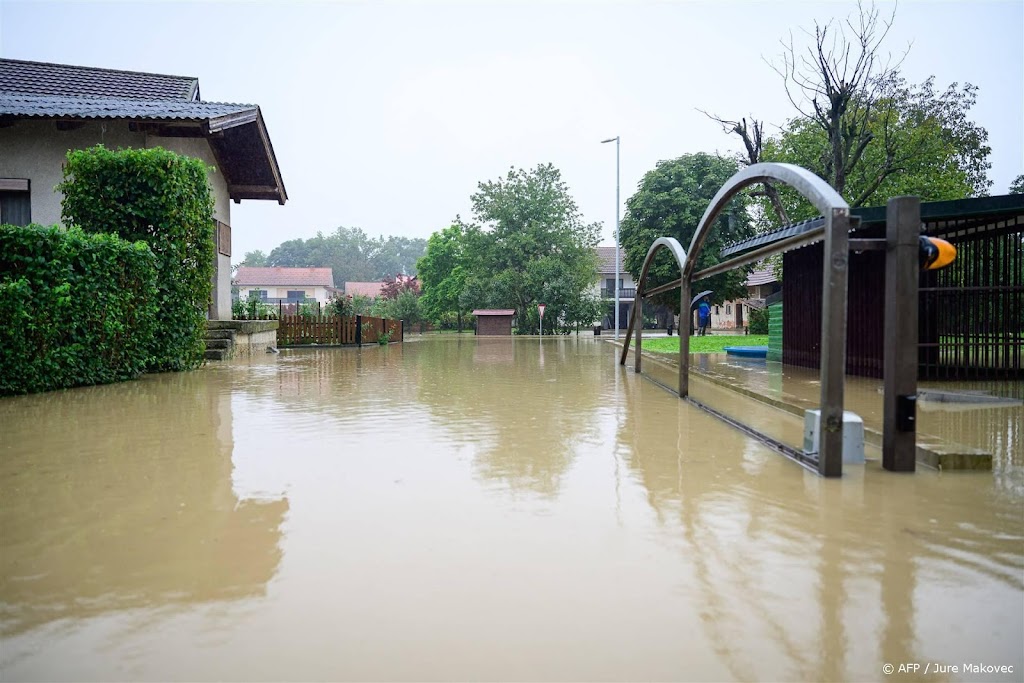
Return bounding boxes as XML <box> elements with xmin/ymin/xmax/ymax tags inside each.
<box><xmin>618</xmin><ymin>237</ymin><xmax>687</xmax><ymax>370</ymax></box>
<box><xmin>618</xmin><ymin>162</ymin><xmax>852</xmax><ymax>478</ymax></box>
<box><xmin>683</xmin><ymin>163</ymin><xmax>849</xmax><ymax>280</ymax></box>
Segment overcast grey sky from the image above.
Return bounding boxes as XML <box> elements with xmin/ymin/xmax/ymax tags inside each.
<box><xmin>2</xmin><ymin>0</ymin><xmax>1021</xmax><ymax>261</ymax></box>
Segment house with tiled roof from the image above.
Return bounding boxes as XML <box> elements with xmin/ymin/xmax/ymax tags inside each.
<box><xmin>593</xmin><ymin>246</ymin><xmax>636</xmax><ymax>330</ymax></box>
<box><xmin>704</xmin><ymin>267</ymin><xmax>780</xmax><ymax>331</ymax></box>
<box><xmin>0</xmin><ymin>58</ymin><xmax>287</xmax><ymax>320</ymax></box>
<box><xmin>234</xmin><ymin>267</ymin><xmax>334</xmax><ymax>305</ymax></box>
<box><xmin>343</xmin><ymin>281</ymin><xmax>385</xmax><ymax>299</ymax></box>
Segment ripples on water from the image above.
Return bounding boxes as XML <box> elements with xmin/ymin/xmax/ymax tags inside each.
<box><xmin>1</xmin><ymin>337</ymin><xmax>1021</xmax><ymax>681</ymax></box>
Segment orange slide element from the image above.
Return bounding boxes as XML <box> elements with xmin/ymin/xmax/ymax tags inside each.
<box><xmin>919</xmin><ymin>236</ymin><xmax>957</xmax><ymax>271</ymax></box>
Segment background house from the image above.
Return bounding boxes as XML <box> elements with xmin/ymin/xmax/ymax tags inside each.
<box><xmin>707</xmin><ymin>267</ymin><xmax>780</xmax><ymax>331</ymax></box>
<box><xmin>0</xmin><ymin>58</ymin><xmax>286</xmax><ymax>320</ymax></box>
<box><xmin>235</xmin><ymin>267</ymin><xmax>335</xmax><ymax>305</ymax></box>
<box><xmin>594</xmin><ymin>246</ymin><xmax>636</xmax><ymax>330</ymax></box>
<box><xmin>344</xmin><ymin>281</ymin><xmax>385</xmax><ymax>299</ymax></box>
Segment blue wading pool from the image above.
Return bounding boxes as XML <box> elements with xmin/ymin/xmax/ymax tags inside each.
<box><xmin>723</xmin><ymin>345</ymin><xmax>769</xmax><ymax>359</ymax></box>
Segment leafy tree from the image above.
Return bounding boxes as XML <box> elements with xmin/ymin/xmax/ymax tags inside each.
<box><xmin>235</xmin><ymin>249</ymin><xmax>268</xmax><ymax>270</ymax></box>
<box><xmin>379</xmin><ymin>274</ymin><xmax>420</xmax><ymax>300</ymax></box>
<box><xmin>417</xmin><ymin>223</ymin><xmax>477</xmax><ymax>331</ymax></box>
<box><xmin>372</xmin><ymin>289</ymin><xmax>422</xmax><ymax>327</ymax></box>
<box><xmin>620</xmin><ymin>153</ymin><xmax>754</xmax><ymax>309</ymax></box>
<box><xmin>1010</xmin><ymin>175</ymin><xmax>1024</xmax><ymax>195</ymax></box>
<box><xmin>266</xmin><ymin>227</ymin><xmax>427</xmax><ymax>285</ymax></box>
<box><xmin>452</xmin><ymin>163</ymin><xmax>601</xmax><ymax>334</ymax></box>
<box><xmin>760</xmin><ymin>78</ymin><xmax>992</xmax><ymax>225</ymax></box>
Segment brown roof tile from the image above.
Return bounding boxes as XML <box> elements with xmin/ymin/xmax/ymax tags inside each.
<box><xmin>344</xmin><ymin>282</ymin><xmax>384</xmax><ymax>298</ymax></box>
<box><xmin>596</xmin><ymin>246</ymin><xmax>625</xmax><ymax>274</ymax></box>
<box><xmin>235</xmin><ymin>267</ymin><xmax>334</xmax><ymax>287</ymax></box>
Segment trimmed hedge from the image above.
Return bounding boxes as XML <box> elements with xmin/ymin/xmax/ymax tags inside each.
<box><xmin>60</xmin><ymin>145</ymin><xmax>215</xmax><ymax>372</ymax></box>
<box><xmin>0</xmin><ymin>224</ymin><xmax>158</xmax><ymax>396</ymax></box>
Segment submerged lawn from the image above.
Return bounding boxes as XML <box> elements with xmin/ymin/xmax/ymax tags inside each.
<box><xmin>643</xmin><ymin>334</ymin><xmax>768</xmax><ymax>354</ymax></box>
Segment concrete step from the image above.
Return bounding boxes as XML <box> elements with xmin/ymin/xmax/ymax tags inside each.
<box><xmin>204</xmin><ymin>338</ymin><xmax>233</xmax><ymax>350</ymax></box>
<box><xmin>204</xmin><ymin>348</ymin><xmax>230</xmax><ymax>361</ymax></box>
<box><xmin>206</xmin><ymin>329</ymin><xmax>236</xmax><ymax>340</ymax></box>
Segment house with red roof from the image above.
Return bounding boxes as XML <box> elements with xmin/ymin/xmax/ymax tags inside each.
<box><xmin>235</xmin><ymin>267</ymin><xmax>335</xmax><ymax>305</ymax></box>
<box><xmin>0</xmin><ymin>58</ymin><xmax>286</xmax><ymax>320</ymax></box>
<box><xmin>343</xmin><ymin>281</ymin><xmax>385</xmax><ymax>299</ymax></box>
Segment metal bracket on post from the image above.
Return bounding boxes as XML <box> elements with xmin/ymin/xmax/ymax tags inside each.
<box><xmin>818</xmin><ymin>206</ymin><xmax>850</xmax><ymax>477</ymax></box>
<box><xmin>883</xmin><ymin>196</ymin><xmax>920</xmax><ymax>471</ymax></box>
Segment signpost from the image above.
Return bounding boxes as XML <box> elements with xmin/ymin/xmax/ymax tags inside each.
<box><xmin>538</xmin><ymin>303</ymin><xmax>546</xmax><ymax>337</ymax></box>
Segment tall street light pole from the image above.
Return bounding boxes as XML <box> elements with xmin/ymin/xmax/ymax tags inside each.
<box><xmin>601</xmin><ymin>136</ymin><xmax>621</xmax><ymax>339</ymax></box>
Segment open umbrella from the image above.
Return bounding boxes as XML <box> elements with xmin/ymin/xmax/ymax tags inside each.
<box><xmin>690</xmin><ymin>290</ymin><xmax>713</xmax><ymax>310</ymax></box>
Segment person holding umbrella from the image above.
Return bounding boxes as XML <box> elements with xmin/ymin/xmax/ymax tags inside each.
<box><xmin>697</xmin><ymin>299</ymin><xmax>711</xmax><ymax>336</ymax></box>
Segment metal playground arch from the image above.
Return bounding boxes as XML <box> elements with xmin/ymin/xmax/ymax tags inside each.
<box><xmin>619</xmin><ymin>163</ymin><xmax>855</xmax><ymax>477</ymax></box>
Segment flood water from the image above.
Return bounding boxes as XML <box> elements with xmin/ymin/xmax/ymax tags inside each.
<box><xmin>1</xmin><ymin>337</ymin><xmax>1022</xmax><ymax>682</ymax></box>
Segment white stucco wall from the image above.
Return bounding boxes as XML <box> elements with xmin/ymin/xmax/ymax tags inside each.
<box><xmin>238</xmin><ymin>286</ymin><xmax>332</xmax><ymax>306</ymax></box>
<box><xmin>0</xmin><ymin>120</ymin><xmax>232</xmax><ymax>318</ymax></box>
<box><xmin>591</xmin><ymin>271</ymin><xmax>636</xmax><ymax>298</ymax></box>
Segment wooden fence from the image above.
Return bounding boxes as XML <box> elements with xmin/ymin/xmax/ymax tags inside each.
<box><xmin>276</xmin><ymin>314</ymin><xmax>403</xmax><ymax>347</ymax></box>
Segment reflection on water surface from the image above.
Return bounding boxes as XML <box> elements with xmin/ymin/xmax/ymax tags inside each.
<box><xmin>1</xmin><ymin>337</ymin><xmax>1021</xmax><ymax>681</ymax></box>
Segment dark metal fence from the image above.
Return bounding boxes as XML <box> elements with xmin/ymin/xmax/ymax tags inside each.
<box><xmin>783</xmin><ymin>209</ymin><xmax>1022</xmax><ymax>380</ymax></box>
<box><xmin>919</xmin><ymin>213</ymin><xmax>1023</xmax><ymax>379</ymax></box>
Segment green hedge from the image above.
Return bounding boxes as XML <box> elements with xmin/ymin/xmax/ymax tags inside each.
<box><xmin>0</xmin><ymin>224</ymin><xmax>158</xmax><ymax>396</ymax></box>
<box><xmin>59</xmin><ymin>145</ymin><xmax>215</xmax><ymax>372</ymax></box>
<box><xmin>748</xmin><ymin>306</ymin><xmax>769</xmax><ymax>335</ymax></box>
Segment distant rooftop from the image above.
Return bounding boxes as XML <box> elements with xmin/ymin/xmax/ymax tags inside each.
<box><xmin>235</xmin><ymin>267</ymin><xmax>334</xmax><ymax>287</ymax></box>
<box><xmin>596</xmin><ymin>246</ymin><xmax>625</xmax><ymax>274</ymax></box>
<box><xmin>745</xmin><ymin>267</ymin><xmax>776</xmax><ymax>287</ymax></box>
<box><xmin>344</xmin><ymin>282</ymin><xmax>384</xmax><ymax>298</ymax></box>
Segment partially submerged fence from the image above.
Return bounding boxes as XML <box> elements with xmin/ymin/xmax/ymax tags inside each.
<box><xmin>276</xmin><ymin>314</ymin><xmax>402</xmax><ymax>347</ymax></box>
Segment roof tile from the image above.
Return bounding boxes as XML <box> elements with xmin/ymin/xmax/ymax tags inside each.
<box><xmin>596</xmin><ymin>246</ymin><xmax>625</xmax><ymax>274</ymax></box>
<box><xmin>0</xmin><ymin>93</ymin><xmax>255</xmax><ymax>121</ymax></box>
<box><xmin>235</xmin><ymin>267</ymin><xmax>334</xmax><ymax>287</ymax></box>
<box><xmin>0</xmin><ymin>58</ymin><xmax>198</xmax><ymax>101</ymax></box>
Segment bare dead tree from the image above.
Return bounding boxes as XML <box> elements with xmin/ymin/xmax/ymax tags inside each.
<box><xmin>768</xmin><ymin>1</ymin><xmax>908</xmax><ymax>201</ymax></box>
<box><xmin>704</xmin><ymin>2</ymin><xmax>915</xmax><ymax>224</ymax></box>
<box><xmin>699</xmin><ymin>111</ymin><xmax>791</xmax><ymax>226</ymax></box>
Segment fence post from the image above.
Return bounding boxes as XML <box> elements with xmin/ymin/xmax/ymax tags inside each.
<box><xmin>818</xmin><ymin>206</ymin><xmax>850</xmax><ymax>478</ymax></box>
<box><xmin>883</xmin><ymin>196</ymin><xmax>920</xmax><ymax>472</ymax></box>
<box><xmin>356</xmin><ymin>315</ymin><xmax>362</xmax><ymax>346</ymax></box>
<box><xmin>400</xmin><ymin>319</ymin><xmax>404</xmax><ymax>343</ymax></box>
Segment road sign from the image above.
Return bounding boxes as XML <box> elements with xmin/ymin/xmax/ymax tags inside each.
<box><xmin>538</xmin><ymin>304</ymin><xmax>546</xmax><ymax>318</ymax></box>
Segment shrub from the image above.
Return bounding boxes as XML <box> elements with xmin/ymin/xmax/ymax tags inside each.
<box><xmin>59</xmin><ymin>145</ymin><xmax>215</xmax><ymax>372</ymax></box>
<box><xmin>748</xmin><ymin>307</ymin><xmax>769</xmax><ymax>334</ymax></box>
<box><xmin>233</xmin><ymin>292</ymin><xmax>276</xmax><ymax>320</ymax></box>
<box><xmin>0</xmin><ymin>224</ymin><xmax>158</xmax><ymax>395</ymax></box>
<box><xmin>328</xmin><ymin>293</ymin><xmax>354</xmax><ymax>317</ymax></box>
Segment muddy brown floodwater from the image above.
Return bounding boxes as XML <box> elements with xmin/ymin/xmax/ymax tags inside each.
<box><xmin>1</xmin><ymin>337</ymin><xmax>1022</xmax><ymax>682</ymax></box>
